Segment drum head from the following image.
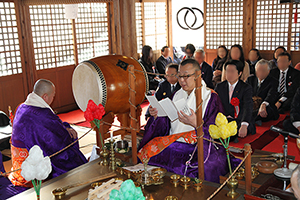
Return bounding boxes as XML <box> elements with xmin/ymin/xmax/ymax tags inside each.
<box><xmin>72</xmin><ymin>62</ymin><xmax>106</xmax><ymax>111</ymax></box>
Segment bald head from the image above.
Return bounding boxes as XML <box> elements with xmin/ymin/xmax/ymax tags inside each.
<box><xmin>33</xmin><ymin>79</ymin><xmax>55</xmax><ymax>105</ymax></box>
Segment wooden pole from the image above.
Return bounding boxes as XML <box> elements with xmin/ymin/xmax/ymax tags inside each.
<box><xmin>244</xmin><ymin>143</ymin><xmax>252</xmax><ymax>194</ymax></box>
<box><xmin>71</xmin><ymin>19</ymin><xmax>78</xmax><ymax>66</ymax></box>
<box><xmin>195</xmin><ymin>70</ymin><xmax>204</xmax><ymax>180</ymax></box>
<box><xmin>129</xmin><ymin>65</ymin><xmax>138</xmax><ymax>164</ymax></box>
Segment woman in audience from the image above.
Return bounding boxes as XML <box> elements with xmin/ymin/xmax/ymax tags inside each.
<box><xmin>221</xmin><ymin>44</ymin><xmax>250</xmax><ymax>82</ymax></box>
<box><xmin>247</xmin><ymin>48</ymin><xmax>262</xmax><ymax>76</ymax></box>
<box><xmin>139</xmin><ymin>45</ymin><xmax>161</xmax><ymax>92</ymax></box>
<box><xmin>212</xmin><ymin>45</ymin><xmax>228</xmax><ymax>86</ymax></box>
<box><xmin>182</xmin><ymin>43</ymin><xmax>196</xmax><ymax>60</ymax></box>
<box><xmin>269</xmin><ymin>46</ymin><xmax>286</xmax><ymax>69</ymax></box>
<box><xmin>215</xmin><ymin>60</ymin><xmax>255</xmax><ymax>143</ymax></box>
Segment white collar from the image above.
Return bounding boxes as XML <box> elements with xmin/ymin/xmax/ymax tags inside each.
<box><xmin>24</xmin><ymin>92</ymin><xmax>54</xmax><ymax>113</ymax></box>
<box><xmin>228</xmin><ymin>80</ymin><xmax>239</xmax><ymax>89</ymax></box>
<box><xmin>280</xmin><ymin>68</ymin><xmax>289</xmax><ymax>74</ymax></box>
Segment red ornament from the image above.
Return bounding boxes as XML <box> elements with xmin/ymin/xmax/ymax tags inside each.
<box><xmin>230</xmin><ymin>97</ymin><xmax>240</xmax><ymax>118</ymax></box>
<box><xmin>84</xmin><ymin>100</ymin><xmax>105</xmax><ymax>122</ymax></box>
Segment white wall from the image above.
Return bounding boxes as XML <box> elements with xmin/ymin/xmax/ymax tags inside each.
<box><xmin>172</xmin><ymin>0</ymin><xmax>204</xmax><ymax>48</ymax></box>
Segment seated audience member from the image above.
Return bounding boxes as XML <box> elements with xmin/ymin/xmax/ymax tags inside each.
<box><xmin>247</xmin><ymin>48</ymin><xmax>262</xmax><ymax>76</ymax></box>
<box><xmin>9</xmin><ymin>79</ymin><xmax>87</xmax><ymax>187</ymax></box>
<box><xmin>145</xmin><ymin>64</ymin><xmax>181</xmax><ymax>119</ymax></box>
<box><xmin>216</xmin><ymin>60</ymin><xmax>255</xmax><ymax>143</ymax></box>
<box><xmin>246</xmin><ymin>59</ymin><xmax>279</xmax><ymax>125</ymax></box>
<box><xmin>139</xmin><ymin>45</ymin><xmax>161</xmax><ymax>92</ymax></box>
<box><xmin>156</xmin><ymin>46</ymin><xmax>173</xmax><ymax>77</ymax></box>
<box><xmin>295</xmin><ymin>62</ymin><xmax>300</xmax><ymax>71</ymax></box>
<box><xmin>173</xmin><ymin>47</ymin><xmax>182</xmax><ymax>64</ymax></box>
<box><xmin>194</xmin><ymin>49</ymin><xmax>214</xmax><ymax>89</ymax></box>
<box><xmin>283</xmin><ymin>87</ymin><xmax>300</xmax><ymax>134</ymax></box>
<box><xmin>270</xmin><ymin>52</ymin><xmax>300</xmax><ymax>113</ymax></box>
<box><xmin>182</xmin><ymin>43</ymin><xmax>196</xmax><ymax>60</ymax></box>
<box><xmin>289</xmin><ymin>164</ymin><xmax>300</xmax><ymax>199</ymax></box>
<box><xmin>269</xmin><ymin>46</ymin><xmax>287</xmax><ymax>69</ymax></box>
<box><xmin>139</xmin><ymin>59</ymin><xmax>240</xmax><ymax>183</ymax></box>
<box><xmin>221</xmin><ymin>44</ymin><xmax>250</xmax><ymax>82</ymax></box>
<box><xmin>212</xmin><ymin>45</ymin><xmax>228</xmax><ymax>86</ymax></box>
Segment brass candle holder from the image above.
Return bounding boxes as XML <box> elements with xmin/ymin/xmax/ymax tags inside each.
<box><xmin>180</xmin><ymin>176</ymin><xmax>191</xmax><ymax>190</ymax></box>
<box><xmin>170</xmin><ymin>174</ymin><xmax>181</xmax><ymax>187</ymax></box>
<box><xmin>99</xmin><ymin>146</ymin><xmax>109</xmax><ymax>166</ymax></box>
<box><xmin>109</xmin><ymin>139</ymin><xmax>116</xmax><ymax>171</ymax></box>
<box><xmin>226</xmin><ymin>176</ymin><xmax>239</xmax><ymax>198</ymax></box>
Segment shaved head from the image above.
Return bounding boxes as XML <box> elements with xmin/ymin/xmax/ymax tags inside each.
<box><xmin>33</xmin><ymin>79</ymin><xmax>55</xmax><ymax>105</ymax></box>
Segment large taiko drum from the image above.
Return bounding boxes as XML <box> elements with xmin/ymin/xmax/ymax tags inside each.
<box><xmin>72</xmin><ymin>55</ymin><xmax>149</xmax><ymax>114</ymax></box>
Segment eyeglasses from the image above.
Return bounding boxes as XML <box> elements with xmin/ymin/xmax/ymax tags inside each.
<box><xmin>176</xmin><ymin>73</ymin><xmax>195</xmax><ymax>80</ymax></box>
<box><xmin>165</xmin><ymin>74</ymin><xmax>177</xmax><ymax>77</ymax></box>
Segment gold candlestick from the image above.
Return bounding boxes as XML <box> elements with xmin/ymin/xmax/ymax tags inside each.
<box><xmin>109</xmin><ymin>139</ymin><xmax>116</xmax><ymax>171</ymax></box>
<box><xmin>99</xmin><ymin>146</ymin><xmax>109</xmax><ymax>166</ymax></box>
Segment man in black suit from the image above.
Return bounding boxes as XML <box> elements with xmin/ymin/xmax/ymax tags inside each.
<box><xmin>215</xmin><ymin>60</ymin><xmax>255</xmax><ymax>142</ymax></box>
<box><xmin>194</xmin><ymin>49</ymin><xmax>214</xmax><ymax>89</ymax></box>
<box><xmin>283</xmin><ymin>87</ymin><xmax>300</xmax><ymax>134</ymax></box>
<box><xmin>270</xmin><ymin>52</ymin><xmax>300</xmax><ymax>113</ymax></box>
<box><xmin>246</xmin><ymin>59</ymin><xmax>279</xmax><ymax>124</ymax></box>
<box><xmin>156</xmin><ymin>46</ymin><xmax>173</xmax><ymax>78</ymax></box>
<box><xmin>145</xmin><ymin>64</ymin><xmax>181</xmax><ymax>119</ymax></box>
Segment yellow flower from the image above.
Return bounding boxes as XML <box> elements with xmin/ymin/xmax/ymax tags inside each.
<box><xmin>228</xmin><ymin>121</ymin><xmax>237</xmax><ymax>137</ymax></box>
<box><xmin>215</xmin><ymin>113</ymin><xmax>228</xmax><ymax>127</ymax></box>
<box><xmin>219</xmin><ymin>125</ymin><xmax>230</xmax><ymax>139</ymax></box>
<box><xmin>209</xmin><ymin>125</ymin><xmax>220</xmax><ymax>139</ymax></box>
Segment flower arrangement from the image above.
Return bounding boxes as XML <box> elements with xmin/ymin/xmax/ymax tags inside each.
<box><xmin>84</xmin><ymin>99</ymin><xmax>106</xmax><ymax>148</ymax></box>
<box><xmin>109</xmin><ymin>179</ymin><xmax>145</xmax><ymax>200</ymax></box>
<box><xmin>209</xmin><ymin>113</ymin><xmax>237</xmax><ymax>175</ymax></box>
<box><xmin>21</xmin><ymin>145</ymin><xmax>52</xmax><ymax>200</ymax></box>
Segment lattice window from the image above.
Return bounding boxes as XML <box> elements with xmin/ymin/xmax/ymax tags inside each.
<box><xmin>206</xmin><ymin>0</ymin><xmax>243</xmax><ymax>50</ymax></box>
<box><xmin>0</xmin><ymin>2</ymin><xmax>22</xmax><ymax>76</ymax></box>
<box><xmin>29</xmin><ymin>4</ymin><xmax>74</xmax><ymax>70</ymax></box>
<box><xmin>291</xmin><ymin>3</ymin><xmax>300</xmax><ymax>51</ymax></box>
<box><xmin>143</xmin><ymin>2</ymin><xmax>167</xmax><ymax>51</ymax></box>
<box><xmin>255</xmin><ymin>0</ymin><xmax>290</xmax><ymax>50</ymax></box>
<box><xmin>136</xmin><ymin>2</ymin><xmax>143</xmax><ymax>54</ymax></box>
<box><xmin>76</xmin><ymin>3</ymin><xmax>109</xmax><ymax>63</ymax></box>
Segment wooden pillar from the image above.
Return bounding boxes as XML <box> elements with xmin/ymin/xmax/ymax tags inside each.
<box><xmin>244</xmin><ymin>143</ymin><xmax>252</xmax><ymax>194</ymax></box>
<box><xmin>71</xmin><ymin>19</ymin><xmax>78</xmax><ymax>66</ymax></box>
<box><xmin>195</xmin><ymin>70</ymin><xmax>204</xmax><ymax>180</ymax></box>
<box><xmin>166</xmin><ymin>0</ymin><xmax>173</xmax><ymax>59</ymax></box>
<box><xmin>243</xmin><ymin>0</ymin><xmax>255</xmax><ymax>60</ymax></box>
<box><xmin>118</xmin><ymin>0</ymin><xmax>138</xmax><ymax>58</ymax></box>
<box><xmin>129</xmin><ymin>65</ymin><xmax>138</xmax><ymax>164</ymax></box>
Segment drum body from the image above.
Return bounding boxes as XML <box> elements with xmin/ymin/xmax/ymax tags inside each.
<box><xmin>72</xmin><ymin>55</ymin><xmax>149</xmax><ymax>114</ymax></box>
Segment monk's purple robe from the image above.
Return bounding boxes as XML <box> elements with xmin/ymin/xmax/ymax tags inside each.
<box><xmin>139</xmin><ymin>92</ymin><xmax>241</xmax><ymax>183</ymax></box>
<box><xmin>11</xmin><ymin>104</ymin><xmax>87</xmax><ymax>180</ymax></box>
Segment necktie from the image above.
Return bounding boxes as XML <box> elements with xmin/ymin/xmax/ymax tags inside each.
<box><xmin>279</xmin><ymin>71</ymin><xmax>285</xmax><ymax>97</ymax></box>
<box><xmin>171</xmin><ymin>85</ymin><xmax>175</xmax><ymax>93</ymax></box>
<box><xmin>229</xmin><ymin>85</ymin><xmax>234</xmax><ymax>101</ymax></box>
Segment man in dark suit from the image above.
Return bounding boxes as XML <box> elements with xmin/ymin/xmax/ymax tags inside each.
<box><xmin>145</xmin><ymin>64</ymin><xmax>181</xmax><ymax>119</ymax></box>
<box><xmin>246</xmin><ymin>59</ymin><xmax>279</xmax><ymax>124</ymax></box>
<box><xmin>270</xmin><ymin>52</ymin><xmax>300</xmax><ymax>113</ymax></box>
<box><xmin>215</xmin><ymin>60</ymin><xmax>255</xmax><ymax>142</ymax></box>
<box><xmin>194</xmin><ymin>49</ymin><xmax>214</xmax><ymax>89</ymax></box>
<box><xmin>156</xmin><ymin>46</ymin><xmax>173</xmax><ymax>77</ymax></box>
<box><xmin>283</xmin><ymin>87</ymin><xmax>300</xmax><ymax>134</ymax></box>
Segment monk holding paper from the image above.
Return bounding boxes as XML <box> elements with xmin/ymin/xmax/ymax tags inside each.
<box><xmin>138</xmin><ymin>59</ymin><xmax>240</xmax><ymax>183</ymax></box>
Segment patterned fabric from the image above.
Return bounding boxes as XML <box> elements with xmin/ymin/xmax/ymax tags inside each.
<box><xmin>138</xmin><ymin>130</ymin><xmax>196</xmax><ymax>163</ymax></box>
<box><xmin>8</xmin><ymin>145</ymin><xmax>31</xmax><ymax>187</ymax></box>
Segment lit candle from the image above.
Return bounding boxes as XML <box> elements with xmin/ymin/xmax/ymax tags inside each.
<box><xmin>110</xmin><ymin>131</ymin><xmax>113</xmax><ymax>141</ymax></box>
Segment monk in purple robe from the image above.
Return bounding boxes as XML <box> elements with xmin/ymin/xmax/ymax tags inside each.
<box><xmin>139</xmin><ymin>59</ymin><xmax>240</xmax><ymax>183</ymax></box>
<box><xmin>9</xmin><ymin>79</ymin><xmax>87</xmax><ymax>187</ymax></box>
